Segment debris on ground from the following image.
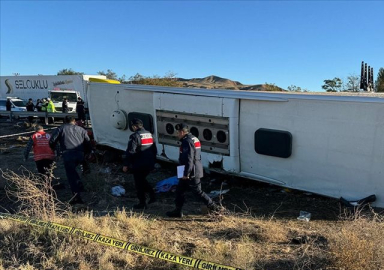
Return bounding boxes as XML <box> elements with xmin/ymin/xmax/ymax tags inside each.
<box><xmin>111</xmin><ymin>185</ymin><xmax>126</xmax><ymax>197</ymax></box>
<box><xmin>297</xmin><ymin>211</ymin><xmax>311</xmax><ymax>222</ymax></box>
<box><xmin>99</xmin><ymin>167</ymin><xmax>111</xmax><ymax>174</ymax></box>
<box><xmin>339</xmin><ymin>194</ymin><xmax>376</xmax><ymax>207</ymax></box>
<box><xmin>155</xmin><ymin>176</ymin><xmax>178</xmax><ymax>193</ymax></box>
<box><xmin>16</xmin><ymin>136</ymin><xmax>30</xmax><ymax>142</ymax></box>
<box><xmin>208</xmin><ymin>189</ymin><xmax>230</xmax><ymax>198</ymax></box>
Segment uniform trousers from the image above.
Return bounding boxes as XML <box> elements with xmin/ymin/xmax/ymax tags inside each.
<box><xmin>35</xmin><ymin>159</ymin><xmax>54</xmax><ymax>176</ymax></box>
<box><xmin>63</xmin><ymin>151</ymin><xmax>84</xmax><ymax>194</ymax></box>
<box><xmin>133</xmin><ymin>170</ymin><xmax>155</xmax><ymax>204</ymax></box>
<box><xmin>175</xmin><ymin>177</ymin><xmax>213</xmax><ymax>210</ymax></box>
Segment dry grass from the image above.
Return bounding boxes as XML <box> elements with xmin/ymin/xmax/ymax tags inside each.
<box><xmin>327</xmin><ymin>208</ymin><xmax>384</xmax><ymax>270</ymax></box>
<box><xmin>1</xmin><ymin>165</ymin><xmax>67</xmax><ymax>220</ymax></box>
<box><xmin>0</xmin><ymin>169</ymin><xmax>383</xmax><ymax>270</ymax></box>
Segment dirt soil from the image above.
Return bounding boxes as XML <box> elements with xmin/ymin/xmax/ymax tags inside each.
<box><xmin>0</xmin><ymin>119</ymin><xmax>344</xmax><ymax>221</ymax></box>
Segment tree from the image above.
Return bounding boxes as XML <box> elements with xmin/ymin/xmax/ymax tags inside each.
<box><xmin>264</xmin><ymin>83</ymin><xmax>283</xmax><ymax>91</ymax></box>
<box><xmin>343</xmin><ymin>74</ymin><xmax>360</xmax><ymax>92</ymax></box>
<box><xmin>287</xmin><ymin>85</ymin><xmax>302</xmax><ymax>92</ymax></box>
<box><xmin>97</xmin><ymin>69</ymin><xmax>118</xmax><ymax>80</ymax></box>
<box><xmin>118</xmin><ymin>74</ymin><xmax>128</xmax><ymax>83</ymax></box>
<box><xmin>57</xmin><ymin>68</ymin><xmax>84</xmax><ymax>75</ymax></box>
<box><xmin>129</xmin><ymin>71</ymin><xmax>181</xmax><ymax>87</ymax></box>
<box><xmin>321</xmin><ymin>77</ymin><xmax>342</xmax><ymax>92</ymax></box>
<box><xmin>376</xmin><ymin>68</ymin><xmax>384</xmax><ymax>92</ymax></box>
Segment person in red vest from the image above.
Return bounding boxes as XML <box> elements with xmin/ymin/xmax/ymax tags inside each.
<box><xmin>123</xmin><ymin>118</ymin><xmax>157</xmax><ymax>209</ymax></box>
<box><xmin>166</xmin><ymin>123</ymin><xmax>220</xmax><ymax>218</ymax></box>
<box><xmin>24</xmin><ymin>125</ymin><xmax>57</xmax><ymax>176</ymax></box>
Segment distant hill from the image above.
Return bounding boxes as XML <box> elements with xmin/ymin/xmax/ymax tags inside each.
<box><xmin>176</xmin><ymin>75</ymin><xmax>286</xmax><ymax>91</ymax></box>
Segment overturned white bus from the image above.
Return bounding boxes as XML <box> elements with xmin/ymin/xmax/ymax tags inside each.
<box><xmin>87</xmin><ymin>83</ymin><xmax>384</xmax><ymax>207</ymax></box>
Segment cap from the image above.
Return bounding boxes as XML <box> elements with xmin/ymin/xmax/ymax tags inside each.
<box><xmin>130</xmin><ymin>118</ymin><xmax>143</xmax><ymax>126</ymax></box>
<box><xmin>47</xmin><ymin>98</ymin><xmax>51</xmax><ymax>101</ymax></box>
<box><xmin>175</xmin><ymin>123</ymin><xmax>188</xmax><ymax>131</ymax></box>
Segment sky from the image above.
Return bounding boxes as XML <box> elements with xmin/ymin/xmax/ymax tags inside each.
<box><xmin>1</xmin><ymin>1</ymin><xmax>383</xmax><ymax>92</ymax></box>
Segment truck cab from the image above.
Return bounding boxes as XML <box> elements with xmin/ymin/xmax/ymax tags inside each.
<box><xmin>49</xmin><ymin>89</ymin><xmax>80</xmax><ymax>112</ymax></box>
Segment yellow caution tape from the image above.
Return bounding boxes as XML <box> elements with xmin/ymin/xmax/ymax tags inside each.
<box><xmin>0</xmin><ymin>213</ymin><xmax>243</xmax><ymax>270</ymax></box>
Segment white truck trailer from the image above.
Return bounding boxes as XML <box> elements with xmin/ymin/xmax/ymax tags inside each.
<box><xmin>86</xmin><ymin>82</ymin><xmax>384</xmax><ymax>208</ymax></box>
<box><xmin>0</xmin><ymin>75</ymin><xmax>107</xmax><ymax>112</ymax></box>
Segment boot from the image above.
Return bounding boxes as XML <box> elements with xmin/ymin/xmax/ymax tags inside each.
<box><xmin>69</xmin><ymin>194</ymin><xmax>84</xmax><ymax>205</ymax></box>
<box><xmin>148</xmin><ymin>195</ymin><xmax>157</xmax><ymax>204</ymax></box>
<box><xmin>208</xmin><ymin>203</ymin><xmax>225</xmax><ymax>214</ymax></box>
<box><xmin>133</xmin><ymin>203</ymin><xmax>147</xmax><ymax>210</ymax></box>
<box><xmin>52</xmin><ymin>182</ymin><xmax>65</xmax><ymax>190</ymax></box>
<box><xmin>166</xmin><ymin>209</ymin><xmax>183</xmax><ymax>218</ymax></box>
<box><xmin>77</xmin><ymin>181</ymin><xmax>85</xmax><ymax>192</ymax></box>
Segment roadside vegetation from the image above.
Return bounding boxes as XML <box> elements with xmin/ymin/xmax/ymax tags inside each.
<box><xmin>0</xmin><ymin>166</ymin><xmax>383</xmax><ymax>270</ymax></box>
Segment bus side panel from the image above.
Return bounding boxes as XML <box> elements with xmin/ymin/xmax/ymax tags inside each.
<box><xmin>239</xmin><ymin>98</ymin><xmax>384</xmax><ymax>207</ymax></box>
<box><xmin>88</xmin><ymin>83</ymin><xmax>155</xmax><ymax>151</ymax></box>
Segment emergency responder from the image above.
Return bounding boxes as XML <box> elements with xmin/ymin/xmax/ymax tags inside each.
<box><xmin>62</xmin><ymin>98</ymin><xmax>69</xmax><ymax>113</ymax></box>
<box><xmin>24</xmin><ymin>125</ymin><xmax>56</xmax><ymax>176</ymax></box>
<box><xmin>76</xmin><ymin>97</ymin><xmax>85</xmax><ymax>122</ymax></box>
<box><xmin>166</xmin><ymin>123</ymin><xmax>219</xmax><ymax>218</ymax></box>
<box><xmin>123</xmin><ymin>118</ymin><xmax>157</xmax><ymax>209</ymax></box>
<box><xmin>26</xmin><ymin>98</ymin><xmax>35</xmax><ymax>123</ymax></box>
<box><xmin>46</xmin><ymin>98</ymin><xmax>56</xmax><ymax>124</ymax></box>
<box><xmin>49</xmin><ymin>116</ymin><xmax>90</xmax><ymax>204</ymax></box>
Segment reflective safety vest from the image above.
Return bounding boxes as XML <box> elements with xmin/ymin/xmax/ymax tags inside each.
<box><xmin>139</xmin><ymin>131</ymin><xmax>154</xmax><ymax>148</ymax></box>
<box><xmin>47</xmin><ymin>101</ymin><xmax>56</xmax><ymax>112</ymax></box>
<box><xmin>178</xmin><ymin>133</ymin><xmax>203</xmax><ymax>178</ymax></box>
<box><xmin>124</xmin><ymin>128</ymin><xmax>157</xmax><ymax>171</ymax></box>
<box><xmin>32</xmin><ymin>131</ymin><xmax>55</xmax><ymax>161</ymax></box>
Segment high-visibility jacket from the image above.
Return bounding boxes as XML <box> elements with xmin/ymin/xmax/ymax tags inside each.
<box><xmin>47</xmin><ymin>101</ymin><xmax>56</xmax><ymax>112</ymax></box>
<box><xmin>41</xmin><ymin>103</ymin><xmax>47</xmax><ymax>112</ymax></box>
<box><xmin>26</xmin><ymin>131</ymin><xmax>56</xmax><ymax>161</ymax></box>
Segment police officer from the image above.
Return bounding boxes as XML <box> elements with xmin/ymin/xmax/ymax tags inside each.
<box><xmin>49</xmin><ymin>116</ymin><xmax>90</xmax><ymax>204</ymax></box>
<box><xmin>166</xmin><ymin>123</ymin><xmax>219</xmax><ymax>218</ymax></box>
<box><xmin>123</xmin><ymin>118</ymin><xmax>157</xmax><ymax>209</ymax></box>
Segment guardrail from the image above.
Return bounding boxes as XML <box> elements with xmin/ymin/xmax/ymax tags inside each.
<box><xmin>0</xmin><ymin>111</ymin><xmax>79</xmax><ymax>125</ymax></box>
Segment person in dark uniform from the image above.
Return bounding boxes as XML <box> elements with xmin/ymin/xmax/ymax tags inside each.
<box><xmin>6</xmin><ymin>98</ymin><xmax>12</xmax><ymax>111</ymax></box>
<box><xmin>62</xmin><ymin>98</ymin><xmax>69</xmax><ymax>113</ymax></box>
<box><xmin>49</xmin><ymin>116</ymin><xmax>90</xmax><ymax>204</ymax></box>
<box><xmin>76</xmin><ymin>97</ymin><xmax>85</xmax><ymax>122</ymax></box>
<box><xmin>35</xmin><ymin>99</ymin><xmax>42</xmax><ymax>112</ymax></box>
<box><xmin>166</xmin><ymin>123</ymin><xmax>219</xmax><ymax>218</ymax></box>
<box><xmin>26</xmin><ymin>98</ymin><xmax>35</xmax><ymax>123</ymax></box>
<box><xmin>123</xmin><ymin>118</ymin><xmax>157</xmax><ymax>209</ymax></box>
